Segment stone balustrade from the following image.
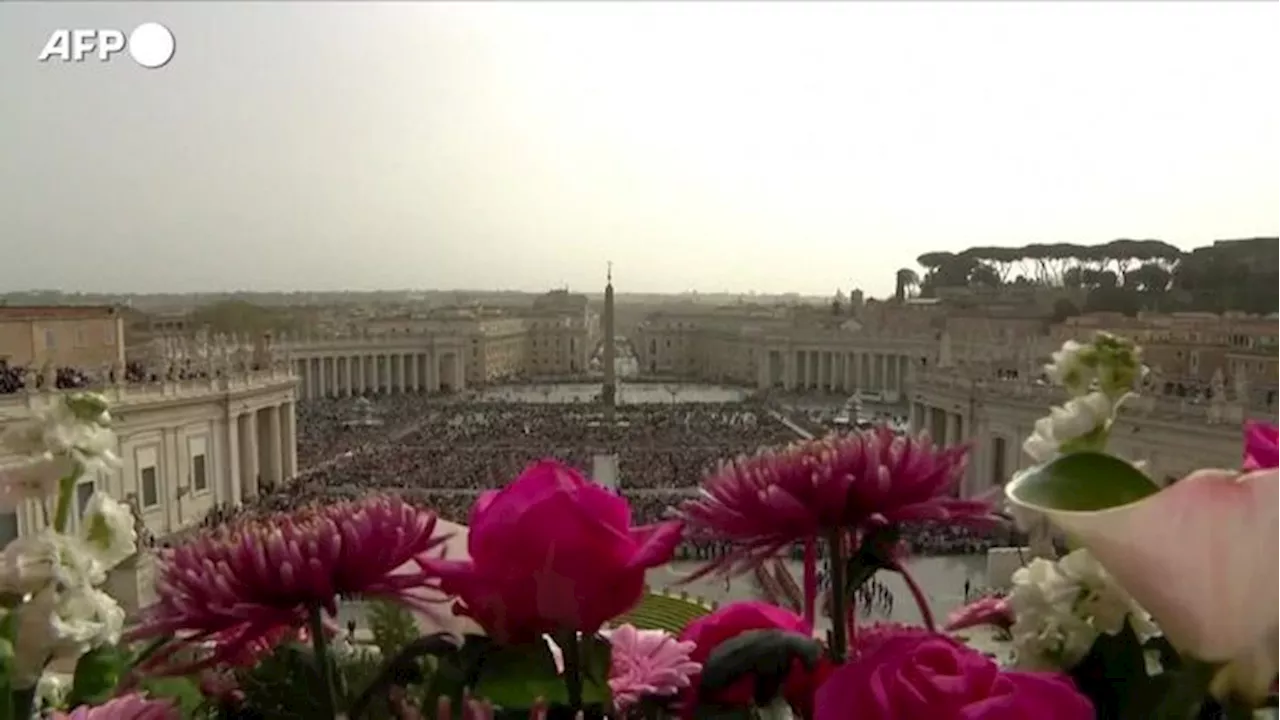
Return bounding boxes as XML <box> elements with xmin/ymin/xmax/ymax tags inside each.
<box><xmin>0</xmin><ymin>367</ymin><xmax>296</xmax><ymax>422</ymax></box>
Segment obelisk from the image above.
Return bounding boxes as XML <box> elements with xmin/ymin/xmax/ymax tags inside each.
<box><xmin>602</xmin><ymin>262</ymin><xmax>617</xmax><ymax>418</ymax></box>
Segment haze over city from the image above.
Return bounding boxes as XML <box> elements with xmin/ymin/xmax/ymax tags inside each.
<box><xmin>1</xmin><ymin>2</ymin><xmax>1276</xmax><ymax>297</ymax></box>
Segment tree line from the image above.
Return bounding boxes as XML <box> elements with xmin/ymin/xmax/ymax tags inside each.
<box><xmin>893</xmin><ymin>238</ymin><xmax>1277</xmax><ymax>316</ymax></box>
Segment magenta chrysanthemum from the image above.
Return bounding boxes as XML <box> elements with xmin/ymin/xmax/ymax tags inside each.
<box><xmin>128</xmin><ymin>495</ymin><xmax>450</xmax><ymax>672</ymax></box>
<box><xmin>678</xmin><ymin>428</ymin><xmax>995</xmax><ymax>576</ymax></box>
<box><xmin>52</xmin><ymin>693</ymin><xmax>178</xmax><ymax>720</ymax></box>
<box><xmin>607</xmin><ymin>624</ymin><xmax>702</xmax><ymax>711</ymax></box>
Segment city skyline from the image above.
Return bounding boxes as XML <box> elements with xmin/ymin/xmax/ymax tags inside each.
<box><xmin>1</xmin><ymin>2</ymin><xmax>1276</xmax><ymax>298</ymax></box>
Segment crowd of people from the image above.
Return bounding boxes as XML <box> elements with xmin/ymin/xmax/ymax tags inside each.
<box><xmin>0</xmin><ymin>359</ymin><xmax>231</xmax><ymax>395</ymax></box>
<box><xmin>194</xmin><ymin>392</ymin><xmax>1016</xmax><ymax>559</ymax></box>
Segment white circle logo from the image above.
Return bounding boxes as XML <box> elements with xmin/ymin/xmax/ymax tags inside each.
<box><xmin>128</xmin><ymin>22</ymin><xmax>175</xmax><ymax>69</ymax></box>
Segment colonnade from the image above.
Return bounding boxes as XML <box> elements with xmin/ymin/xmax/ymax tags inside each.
<box><xmin>764</xmin><ymin>349</ymin><xmax>914</xmax><ymax>396</ymax></box>
<box><xmin>292</xmin><ymin>350</ymin><xmax>461</xmax><ymax>400</ymax></box>
<box><xmin>225</xmin><ymin>400</ymin><xmax>298</xmax><ymax>501</ymax></box>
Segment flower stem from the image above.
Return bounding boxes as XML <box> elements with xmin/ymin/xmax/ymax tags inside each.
<box><xmin>802</xmin><ymin>537</ymin><xmax>817</xmax><ymax>626</ymax></box>
<box><xmin>52</xmin><ymin>468</ymin><xmax>83</xmax><ymax>533</ymax></box>
<box><xmin>308</xmin><ymin>605</ymin><xmax>339</xmax><ymax>719</ymax></box>
<box><xmin>895</xmin><ymin>563</ymin><xmax>936</xmax><ymax>632</ymax></box>
<box><xmin>826</xmin><ymin>530</ymin><xmax>848</xmax><ymax>663</ymax></box>
<box><xmin>560</xmin><ymin>631</ymin><xmax>584</xmax><ymax>715</ymax></box>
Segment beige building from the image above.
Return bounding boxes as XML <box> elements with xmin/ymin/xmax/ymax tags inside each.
<box><xmin>633</xmin><ymin>305</ymin><xmax>935</xmax><ymax>399</ymax></box>
<box><xmin>0</xmin><ymin>364</ymin><xmax>298</xmax><ymax>547</ymax></box>
<box><xmin>0</xmin><ymin>306</ymin><xmax>126</xmax><ymax>370</ymax></box>
<box><xmin>909</xmin><ymin>368</ymin><xmax>1275</xmax><ymax>500</ymax></box>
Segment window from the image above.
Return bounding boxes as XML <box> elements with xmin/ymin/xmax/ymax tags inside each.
<box><xmin>0</xmin><ymin>512</ymin><xmax>18</xmax><ymax>546</ymax></box>
<box><xmin>75</xmin><ymin>329</ymin><xmax>87</xmax><ymax>347</ymax></box>
<box><xmin>189</xmin><ymin>437</ymin><xmax>209</xmax><ymax>492</ymax></box>
<box><xmin>193</xmin><ymin>454</ymin><xmax>208</xmax><ymax>492</ymax></box>
<box><xmin>44</xmin><ymin>328</ymin><xmax>56</xmax><ymax>348</ymax></box>
<box><xmin>77</xmin><ymin>481</ymin><xmax>96</xmax><ymax>518</ymax></box>
<box><xmin>141</xmin><ymin>467</ymin><xmax>159</xmax><ymax>508</ymax></box>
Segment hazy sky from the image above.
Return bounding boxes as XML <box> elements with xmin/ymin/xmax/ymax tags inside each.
<box><xmin>1</xmin><ymin>2</ymin><xmax>1276</xmax><ymax>298</ymax></box>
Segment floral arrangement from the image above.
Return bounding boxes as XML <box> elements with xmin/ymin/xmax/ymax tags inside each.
<box><xmin>0</xmin><ymin>332</ymin><xmax>1274</xmax><ymax>720</ymax></box>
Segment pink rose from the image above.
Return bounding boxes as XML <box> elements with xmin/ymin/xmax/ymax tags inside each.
<box><xmin>679</xmin><ymin>602</ymin><xmax>832</xmax><ymax>716</ymax></box>
<box><xmin>815</xmin><ymin>632</ymin><xmax>1093</xmax><ymax>720</ymax></box>
<box><xmin>1244</xmin><ymin>421</ymin><xmax>1278</xmax><ymax>471</ymax></box>
<box><xmin>430</xmin><ymin>460</ymin><xmax>683</xmax><ymax>644</ymax></box>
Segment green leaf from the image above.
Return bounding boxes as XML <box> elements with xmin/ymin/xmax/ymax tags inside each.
<box><xmin>698</xmin><ymin>629</ymin><xmax>822</xmax><ymax>707</ymax></box>
<box><xmin>1009</xmin><ymin>452</ymin><xmax>1159</xmax><ymax>512</ymax></box>
<box><xmin>67</xmin><ymin>644</ymin><xmax>130</xmax><ymax>708</ymax></box>
<box><xmin>577</xmin><ymin>634</ymin><xmax>613</xmax><ymax>709</ymax></box>
<box><xmin>1069</xmin><ymin>620</ymin><xmax>1150</xmax><ymax>720</ymax></box>
<box><xmin>139</xmin><ymin>676</ymin><xmax>205</xmax><ymax>716</ymax></box>
<box><xmin>472</xmin><ymin>640</ymin><xmax>568</xmax><ymax>709</ymax></box>
<box><xmin>843</xmin><ymin>524</ymin><xmax>900</xmax><ymax>599</ymax></box>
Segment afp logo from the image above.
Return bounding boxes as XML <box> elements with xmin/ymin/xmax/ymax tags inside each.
<box><xmin>38</xmin><ymin>23</ymin><xmax>175</xmax><ymax>69</ymax></box>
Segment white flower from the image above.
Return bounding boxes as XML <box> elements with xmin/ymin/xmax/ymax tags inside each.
<box><xmin>1008</xmin><ymin>549</ymin><xmax>1159</xmax><ymax>671</ymax></box>
<box><xmin>36</xmin><ymin>672</ymin><xmax>69</xmax><ymax>711</ymax></box>
<box><xmin>1023</xmin><ymin>391</ymin><xmax>1114</xmax><ymax>463</ymax></box>
<box><xmin>0</xmin><ymin>454</ymin><xmax>72</xmax><ymax>511</ymax></box>
<box><xmin>0</xmin><ymin>530</ymin><xmax>106</xmax><ymax>595</ymax></box>
<box><xmin>1</xmin><ymin>395</ymin><xmax>120</xmax><ymax>477</ymax></box>
<box><xmin>78</xmin><ymin>492</ymin><xmax>138</xmax><ymax>571</ymax></box>
<box><xmin>51</xmin><ymin>586</ymin><xmax>126</xmax><ymax>652</ymax></box>
<box><xmin>1043</xmin><ymin>340</ymin><xmax>1094</xmax><ymax>393</ymax></box>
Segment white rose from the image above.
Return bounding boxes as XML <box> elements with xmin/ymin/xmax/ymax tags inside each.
<box><xmin>0</xmin><ymin>530</ymin><xmax>106</xmax><ymax>595</ymax></box>
<box><xmin>51</xmin><ymin>586</ymin><xmax>125</xmax><ymax>653</ymax></box>
<box><xmin>79</xmin><ymin>492</ymin><xmax>138</xmax><ymax>571</ymax></box>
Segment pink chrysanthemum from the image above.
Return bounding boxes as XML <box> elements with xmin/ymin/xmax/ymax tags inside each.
<box><xmin>607</xmin><ymin>624</ymin><xmax>702</xmax><ymax>711</ymax></box>
<box><xmin>52</xmin><ymin>693</ymin><xmax>178</xmax><ymax>720</ymax></box>
<box><xmin>1243</xmin><ymin>421</ymin><xmax>1278</xmax><ymax>471</ymax></box>
<box><xmin>128</xmin><ymin>495</ymin><xmax>450</xmax><ymax>673</ymax></box>
<box><xmin>678</xmin><ymin>428</ymin><xmax>995</xmax><ymax>577</ymax></box>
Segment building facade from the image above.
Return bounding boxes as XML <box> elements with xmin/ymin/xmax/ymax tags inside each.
<box><xmin>909</xmin><ymin>369</ymin><xmax>1273</xmax><ymax>500</ymax></box>
<box><xmin>0</xmin><ymin>306</ymin><xmax>126</xmax><ymax>370</ymax></box>
<box><xmin>0</xmin><ymin>366</ymin><xmax>298</xmax><ymax>546</ymax></box>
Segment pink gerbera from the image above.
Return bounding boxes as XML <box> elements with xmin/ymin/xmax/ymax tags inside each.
<box><xmin>128</xmin><ymin>495</ymin><xmax>450</xmax><ymax>673</ymax></box>
<box><xmin>52</xmin><ymin>694</ymin><xmax>177</xmax><ymax>720</ymax></box>
<box><xmin>678</xmin><ymin>428</ymin><xmax>995</xmax><ymax>577</ymax></box>
<box><xmin>606</xmin><ymin>624</ymin><xmax>702</xmax><ymax>711</ymax></box>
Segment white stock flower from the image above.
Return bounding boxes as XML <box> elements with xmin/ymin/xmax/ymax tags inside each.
<box><xmin>36</xmin><ymin>672</ymin><xmax>69</xmax><ymax>711</ymax></box>
<box><xmin>0</xmin><ymin>530</ymin><xmax>106</xmax><ymax>596</ymax></box>
<box><xmin>1043</xmin><ymin>340</ymin><xmax>1094</xmax><ymax>394</ymax></box>
<box><xmin>50</xmin><ymin>586</ymin><xmax>126</xmax><ymax>653</ymax></box>
<box><xmin>1008</xmin><ymin>549</ymin><xmax>1159</xmax><ymax>671</ymax></box>
<box><xmin>1022</xmin><ymin>391</ymin><xmax>1115</xmax><ymax>463</ymax></box>
<box><xmin>0</xmin><ymin>394</ymin><xmax>120</xmax><ymax>477</ymax></box>
<box><xmin>79</xmin><ymin>492</ymin><xmax>138</xmax><ymax>571</ymax></box>
<box><xmin>0</xmin><ymin>454</ymin><xmax>72</xmax><ymax>511</ymax></box>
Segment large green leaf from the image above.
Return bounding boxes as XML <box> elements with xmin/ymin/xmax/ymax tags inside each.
<box><xmin>1008</xmin><ymin>452</ymin><xmax>1159</xmax><ymax>512</ymax></box>
<box><xmin>471</xmin><ymin>635</ymin><xmax>611</xmax><ymax>712</ymax></box>
<box><xmin>472</xmin><ymin>640</ymin><xmax>566</xmax><ymax>708</ymax></box>
<box><xmin>67</xmin><ymin>645</ymin><xmax>130</xmax><ymax>708</ymax></box>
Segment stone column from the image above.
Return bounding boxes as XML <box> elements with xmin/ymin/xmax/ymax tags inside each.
<box><xmin>944</xmin><ymin>412</ymin><xmax>960</xmax><ymax>448</ymax></box>
<box><xmin>238</xmin><ymin>412</ymin><xmax>259</xmax><ymax>499</ymax></box>
<box><xmin>408</xmin><ymin>353</ymin><xmax>420</xmax><ymax>392</ymax></box>
<box><xmin>224</xmin><ymin>413</ymin><xmax>243</xmax><ymax>506</ymax></box>
<box><xmin>398</xmin><ymin>354</ymin><xmax>408</xmax><ymax>393</ymax></box>
<box><xmin>263</xmin><ymin>405</ymin><xmax>283</xmax><ymax>489</ymax></box>
<box><xmin>280</xmin><ymin>401</ymin><xmax>297</xmax><ymax>481</ymax></box>
<box><xmin>908</xmin><ymin>402</ymin><xmax>920</xmax><ymax>434</ymax></box>
<box><xmin>343</xmin><ymin>357</ymin><xmax>353</xmax><ymax>396</ymax></box>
